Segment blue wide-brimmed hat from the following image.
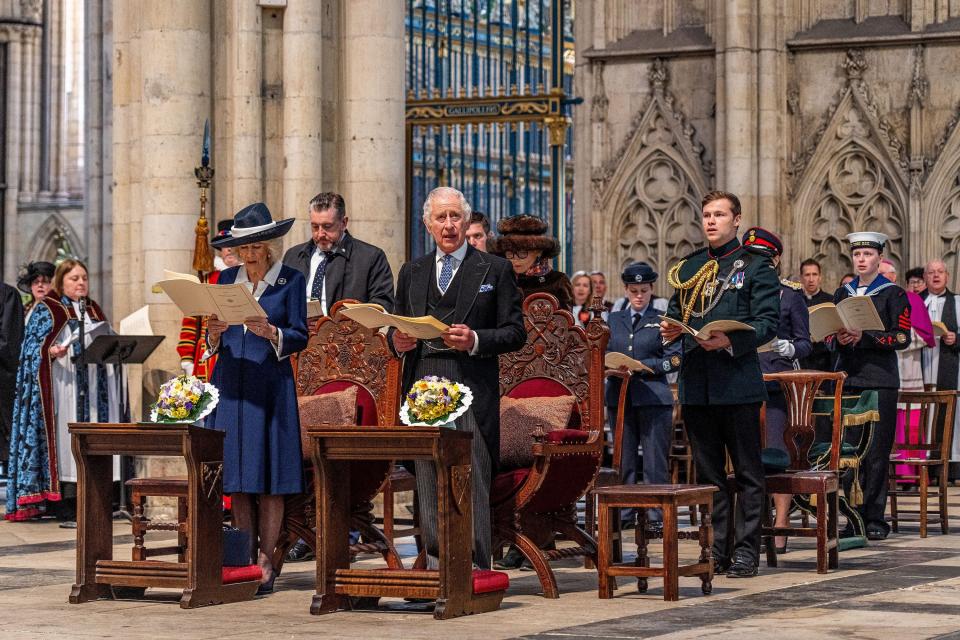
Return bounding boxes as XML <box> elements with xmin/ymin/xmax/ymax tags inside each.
<box><xmin>211</xmin><ymin>202</ymin><xmax>294</xmax><ymax>249</ymax></box>
<box><xmin>621</xmin><ymin>261</ymin><xmax>658</xmax><ymax>285</ymax></box>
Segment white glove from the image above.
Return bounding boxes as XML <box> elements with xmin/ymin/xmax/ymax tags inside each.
<box><xmin>773</xmin><ymin>339</ymin><xmax>796</xmax><ymax>359</ymax></box>
<box><xmin>181</xmin><ymin>361</ymin><xmax>195</xmax><ymax>376</ymax></box>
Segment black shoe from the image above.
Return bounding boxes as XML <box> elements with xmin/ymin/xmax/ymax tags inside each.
<box><xmin>839</xmin><ymin>523</ymin><xmax>856</xmax><ymax>538</ymax></box>
<box><xmin>713</xmin><ymin>557</ymin><xmax>729</xmax><ymax>575</ymax></box>
<box><xmin>726</xmin><ymin>554</ymin><xmax>758</xmax><ymax>578</ymax></box>
<box><xmin>285</xmin><ymin>539</ymin><xmax>315</xmax><ymax>562</ymax></box>
<box><xmin>494</xmin><ymin>547</ymin><xmax>527</xmax><ymax>570</ymax></box>
<box><xmin>865</xmin><ymin>524</ymin><xmax>889</xmax><ymax>541</ymax></box>
<box><xmin>58</xmin><ymin>521</ymin><xmax>77</xmax><ymax>529</ymax></box>
<box><xmin>256</xmin><ymin>574</ymin><xmax>276</xmax><ymax>596</ymax></box>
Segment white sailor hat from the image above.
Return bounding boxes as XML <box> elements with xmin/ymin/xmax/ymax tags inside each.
<box><xmin>846</xmin><ymin>231</ymin><xmax>888</xmax><ymax>252</ymax></box>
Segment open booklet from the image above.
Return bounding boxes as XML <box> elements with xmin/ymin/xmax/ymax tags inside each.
<box><xmin>933</xmin><ymin>321</ymin><xmax>951</xmax><ymax>338</ymax></box>
<box><xmin>156</xmin><ymin>270</ymin><xmax>267</xmax><ymax>325</ymax></box>
<box><xmin>658</xmin><ymin>315</ymin><xmax>755</xmax><ymax>341</ymax></box>
<box><xmin>808</xmin><ymin>297</ymin><xmax>884</xmax><ymax>342</ymax></box>
<box><xmin>604</xmin><ymin>352</ymin><xmax>654</xmax><ymax>374</ymax></box>
<box><xmin>338</xmin><ymin>302</ymin><xmax>449</xmax><ymax>340</ymax></box>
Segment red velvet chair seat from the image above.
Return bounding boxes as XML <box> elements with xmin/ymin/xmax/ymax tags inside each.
<box><xmin>472</xmin><ymin>569</ymin><xmax>509</xmax><ymax>594</ymax></box>
<box><xmin>545</xmin><ymin>429</ymin><xmax>589</xmax><ymax>444</ymax></box>
<box><xmin>491</xmin><ymin>468</ymin><xmax>530</xmax><ymax>503</ymax></box>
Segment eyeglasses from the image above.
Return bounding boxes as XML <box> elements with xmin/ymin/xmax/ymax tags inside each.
<box><xmin>504</xmin><ymin>250</ymin><xmax>529</xmax><ymax>259</ymax></box>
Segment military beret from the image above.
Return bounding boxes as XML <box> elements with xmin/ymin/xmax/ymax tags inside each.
<box><xmin>621</xmin><ymin>261</ymin><xmax>658</xmax><ymax>285</ymax></box>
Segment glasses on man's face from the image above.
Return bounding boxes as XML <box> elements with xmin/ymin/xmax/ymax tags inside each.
<box><xmin>505</xmin><ymin>250</ymin><xmax>529</xmax><ymax>259</ymax></box>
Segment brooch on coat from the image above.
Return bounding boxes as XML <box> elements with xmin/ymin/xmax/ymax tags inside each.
<box><xmin>277</xmin><ymin>277</ymin><xmax>287</xmax><ymax>286</ymax></box>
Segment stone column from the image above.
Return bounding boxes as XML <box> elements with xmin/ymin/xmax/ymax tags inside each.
<box><xmin>85</xmin><ymin>0</ymin><xmax>112</xmax><ymax>313</ymax></box>
<box><xmin>20</xmin><ymin>29</ymin><xmax>37</xmax><ymax>200</ymax></box>
<box><xmin>3</xmin><ymin>28</ymin><xmax>23</xmax><ymax>281</ymax></box>
<box><xmin>339</xmin><ymin>0</ymin><xmax>406</xmax><ymax>271</ymax></box>
<box><xmin>716</xmin><ymin>0</ymin><xmax>758</xmax><ymax>224</ymax></box>
<box><xmin>756</xmin><ymin>3</ymin><xmax>785</xmax><ymax>240</ymax></box>
<box><xmin>282</xmin><ymin>1</ymin><xmax>324</xmax><ymax>232</ymax></box>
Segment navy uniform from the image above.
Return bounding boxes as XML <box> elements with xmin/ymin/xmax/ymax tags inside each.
<box><xmin>665</xmin><ymin>235</ymin><xmax>780</xmax><ymax>572</ymax></box>
<box><xmin>605</xmin><ymin>262</ymin><xmax>682</xmax><ymax>525</ymax></box>
<box><xmin>825</xmin><ymin>231</ymin><xmax>910</xmax><ymax>540</ymax></box>
<box><xmin>742</xmin><ymin>228</ymin><xmax>813</xmax><ymax>454</ymax></box>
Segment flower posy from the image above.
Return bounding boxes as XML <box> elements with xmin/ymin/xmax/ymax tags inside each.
<box><xmin>404</xmin><ymin>375</ymin><xmax>465</xmax><ymax>425</ymax></box>
<box><xmin>152</xmin><ymin>374</ymin><xmax>215</xmax><ymax>423</ymax></box>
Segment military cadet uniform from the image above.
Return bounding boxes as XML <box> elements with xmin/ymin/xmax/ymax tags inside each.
<box><xmin>665</xmin><ymin>236</ymin><xmax>781</xmax><ymax>573</ymax></box>
<box><xmin>826</xmin><ymin>231</ymin><xmax>910</xmax><ymax>540</ymax></box>
<box><xmin>605</xmin><ymin>262</ymin><xmax>682</xmax><ymax>527</ymax></box>
<box><xmin>742</xmin><ymin>228</ymin><xmax>814</xmax><ymax>454</ymax></box>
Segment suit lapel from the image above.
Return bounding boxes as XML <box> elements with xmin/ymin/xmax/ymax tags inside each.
<box><xmin>409</xmin><ymin>255</ymin><xmax>433</xmax><ymax>317</ymax></box>
<box><xmin>325</xmin><ymin>253</ymin><xmax>345</xmax><ymax>304</ymax></box>
<box><xmin>452</xmin><ymin>247</ymin><xmax>490</xmax><ymax>324</ymax></box>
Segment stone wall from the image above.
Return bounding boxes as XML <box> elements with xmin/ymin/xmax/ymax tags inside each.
<box><xmin>575</xmin><ymin>0</ymin><xmax>960</xmax><ymax>294</ymax></box>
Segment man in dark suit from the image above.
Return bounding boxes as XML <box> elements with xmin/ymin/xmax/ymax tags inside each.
<box><xmin>282</xmin><ymin>191</ymin><xmax>394</xmax><ymax>315</ymax></box>
<box><xmin>606</xmin><ymin>262</ymin><xmax>681</xmax><ymax>529</ymax></box>
<box><xmin>660</xmin><ymin>191</ymin><xmax>780</xmax><ymax>577</ymax></box>
<box><xmin>0</xmin><ymin>282</ymin><xmax>24</xmax><ymax>479</ymax></box>
<box><xmin>798</xmin><ymin>258</ymin><xmax>834</xmax><ymax>372</ymax></box>
<box><xmin>392</xmin><ymin>186</ymin><xmax>525</xmax><ymax>570</ymax></box>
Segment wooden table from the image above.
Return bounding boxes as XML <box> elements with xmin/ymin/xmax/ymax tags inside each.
<box><xmin>308</xmin><ymin>424</ymin><xmax>505</xmax><ymax>619</ymax></box>
<box><xmin>594</xmin><ymin>484</ymin><xmax>717</xmax><ymax>601</ymax></box>
<box><xmin>68</xmin><ymin>422</ymin><xmax>259</xmax><ymax>608</ymax></box>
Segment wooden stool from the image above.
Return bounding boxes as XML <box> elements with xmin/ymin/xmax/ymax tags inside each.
<box><xmin>126</xmin><ymin>477</ymin><xmax>188</xmax><ymax>562</ymax></box>
<box><xmin>594</xmin><ymin>484</ymin><xmax>717</xmax><ymax>601</ymax></box>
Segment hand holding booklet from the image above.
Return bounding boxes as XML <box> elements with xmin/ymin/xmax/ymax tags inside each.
<box><xmin>807</xmin><ymin>297</ymin><xmax>884</xmax><ymax>342</ymax></box>
<box><xmin>658</xmin><ymin>315</ymin><xmax>755</xmax><ymax>341</ymax></box>
<box><xmin>156</xmin><ymin>270</ymin><xmax>267</xmax><ymax>325</ymax></box>
<box><xmin>339</xmin><ymin>302</ymin><xmax>449</xmax><ymax>340</ymax></box>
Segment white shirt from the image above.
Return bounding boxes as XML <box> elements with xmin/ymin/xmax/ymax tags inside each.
<box><xmin>306</xmin><ymin>246</ymin><xmax>329</xmax><ymax>314</ymax></box>
<box><xmin>434</xmin><ymin>242</ymin><xmax>479</xmax><ymax>355</ymax></box>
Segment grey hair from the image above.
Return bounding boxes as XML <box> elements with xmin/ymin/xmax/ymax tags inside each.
<box><xmin>421</xmin><ymin>186</ymin><xmax>472</xmax><ymax>223</ymax></box>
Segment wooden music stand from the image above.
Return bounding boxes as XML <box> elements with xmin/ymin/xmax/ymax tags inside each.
<box><xmin>308</xmin><ymin>424</ymin><xmax>507</xmax><ymax>620</ymax></box>
<box><xmin>68</xmin><ymin>422</ymin><xmax>260</xmax><ymax>608</ymax></box>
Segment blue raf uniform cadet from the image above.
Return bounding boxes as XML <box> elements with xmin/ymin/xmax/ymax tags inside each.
<box><xmin>741</xmin><ymin>227</ymin><xmax>813</xmax><ymax>453</ymax></box>
<box><xmin>605</xmin><ymin>261</ymin><xmax>682</xmax><ymax>529</ymax></box>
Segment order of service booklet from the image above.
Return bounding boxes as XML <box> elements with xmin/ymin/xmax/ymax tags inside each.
<box><xmin>604</xmin><ymin>352</ymin><xmax>654</xmax><ymax>374</ymax></box>
<box><xmin>156</xmin><ymin>270</ymin><xmax>267</xmax><ymax>325</ymax></box>
<box><xmin>658</xmin><ymin>315</ymin><xmax>755</xmax><ymax>341</ymax></box>
<box><xmin>807</xmin><ymin>297</ymin><xmax>884</xmax><ymax>342</ymax></box>
<box><xmin>339</xmin><ymin>302</ymin><xmax>449</xmax><ymax>339</ymax></box>
<box><xmin>933</xmin><ymin>321</ymin><xmax>951</xmax><ymax>337</ymax></box>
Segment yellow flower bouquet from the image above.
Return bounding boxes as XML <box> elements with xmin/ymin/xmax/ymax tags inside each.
<box><xmin>150</xmin><ymin>374</ymin><xmax>219</xmax><ymax>424</ymax></box>
<box><xmin>400</xmin><ymin>375</ymin><xmax>473</xmax><ymax>427</ymax></box>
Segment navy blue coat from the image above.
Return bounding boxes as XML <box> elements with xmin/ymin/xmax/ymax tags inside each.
<box><xmin>605</xmin><ymin>304</ymin><xmax>681</xmax><ymax>407</ymax></box>
<box><xmin>759</xmin><ymin>283</ymin><xmax>813</xmax><ymax>375</ymax></box>
<box><xmin>209</xmin><ymin>264</ymin><xmax>308</xmax><ymax>495</ymax></box>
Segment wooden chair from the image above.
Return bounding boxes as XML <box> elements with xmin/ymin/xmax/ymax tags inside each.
<box><xmin>669</xmin><ymin>392</ymin><xmax>698</xmax><ymax>526</ymax></box>
<box><xmin>888</xmin><ymin>390</ymin><xmax>956</xmax><ymax>537</ymax></box>
<box><xmin>761</xmin><ymin>370</ymin><xmax>846</xmax><ymax>574</ymax></box>
<box><xmin>491</xmin><ymin>293</ymin><xmax>609</xmax><ymax>598</ymax></box>
<box><xmin>274</xmin><ymin>300</ymin><xmax>405</xmax><ymax>574</ymax></box>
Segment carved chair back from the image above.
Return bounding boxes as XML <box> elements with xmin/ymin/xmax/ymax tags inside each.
<box><xmin>763</xmin><ymin>370</ymin><xmax>847</xmax><ymax>472</ymax></box>
<box><xmin>499</xmin><ymin>293</ymin><xmax>609</xmax><ymax>439</ymax></box>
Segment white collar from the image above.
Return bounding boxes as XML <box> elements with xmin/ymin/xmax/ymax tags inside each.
<box><xmin>236</xmin><ymin>260</ymin><xmax>282</xmax><ymax>286</ymax></box>
<box><xmin>928</xmin><ymin>290</ymin><xmax>946</xmax><ymax>299</ymax></box>
<box><xmin>436</xmin><ymin>241</ymin><xmax>469</xmax><ymax>264</ymax></box>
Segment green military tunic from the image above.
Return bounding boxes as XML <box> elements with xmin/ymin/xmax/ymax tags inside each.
<box><xmin>666</xmin><ymin>237</ymin><xmax>782</xmax><ymax>405</ymax></box>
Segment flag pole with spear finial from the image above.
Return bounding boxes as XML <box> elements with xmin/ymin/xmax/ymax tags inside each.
<box><xmin>192</xmin><ymin>119</ymin><xmax>215</xmax><ymax>279</ymax></box>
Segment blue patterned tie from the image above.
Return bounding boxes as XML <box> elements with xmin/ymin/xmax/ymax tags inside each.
<box><xmin>438</xmin><ymin>254</ymin><xmax>454</xmax><ymax>294</ymax></box>
<box><xmin>310</xmin><ymin>251</ymin><xmax>331</xmax><ymax>300</ymax></box>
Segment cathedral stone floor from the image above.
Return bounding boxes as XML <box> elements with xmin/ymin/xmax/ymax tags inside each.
<box><xmin>2</xmin><ymin>487</ymin><xmax>960</xmax><ymax>639</ymax></box>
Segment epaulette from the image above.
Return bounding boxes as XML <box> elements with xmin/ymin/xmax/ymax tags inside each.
<box><xmin>780</xmin><ymin>278</ymin><xmax>803</xmax><ymax>290</ymax></box>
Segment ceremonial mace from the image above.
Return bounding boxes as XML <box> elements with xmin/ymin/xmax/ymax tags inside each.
<box><xmin>193</xmin><ymin>119</ymin><xmax>215</xmax><ymax>279</ymax></box>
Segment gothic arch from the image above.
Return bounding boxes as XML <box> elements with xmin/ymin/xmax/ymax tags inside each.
<box><xmin>27</xmin><ymin>213</ymin><xmax>83</xmax><ymax>265</ymax></box>
<box><xmin>592</xmin><ymin>59</ymin><xmax>710</xmax><ymax>296</ymax></box>
<box><xmin>793</xmin><ymin>81</ymin><xmax>908</xmax><ymax>287</ymax></box>
<box><xmin>923</xmin><ymin>106</ymin><xmax>960</xmax><ymax>271</ymax></box>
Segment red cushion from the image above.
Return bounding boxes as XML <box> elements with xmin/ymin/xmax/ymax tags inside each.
<box><xmin>545</xmin><ymin>429</ymin><xmax>589</xmax><ymax>444</ymax></box>
<box><xmin>222</xmin><ymin>495</ymin><xmax>232</xmax><ymax>511</ymax></box>
<box><xmin>222</xmin><ymin>564</ymin><xmax>262</xmax><ymax>585</ymax></box>
<box><xmin>491</xmin><ymin>467</ymin><xmax>530</xmax><ymax>502</ymax></box>
<box><xmin>507</xmin><ymin>378</ymin><xmax>570</xmax><ymax>399</ymax></box>
<box><xmin>315</xmin><ymin>380</ymin><xmax>378</xmax><ymax>426</ymax></box>
<box><xmin>472</xmin><ymin>569</ymin><xmax>509</xmax><ymax>594</ymax></box>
